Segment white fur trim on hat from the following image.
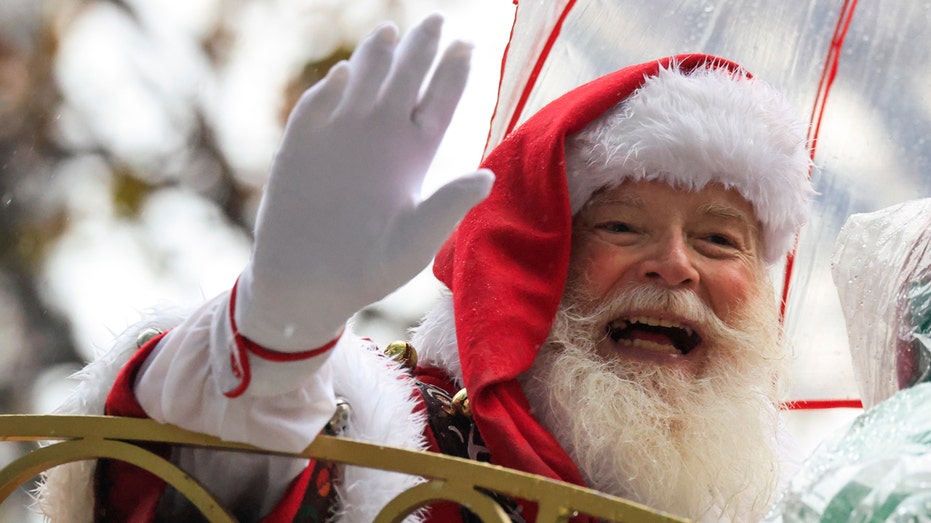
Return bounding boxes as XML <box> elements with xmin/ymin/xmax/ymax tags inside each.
<box><xmin>565</xmin><ymin>63</ymin><xmax>814</xmax><ymax>264</ymax></box>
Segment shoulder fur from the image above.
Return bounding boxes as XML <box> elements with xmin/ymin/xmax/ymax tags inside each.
<box><xmin>31</xmin><ymin>309</ymin><xmax>190</xmax><ymax>523</ymax></box>
<box><xmin>328</xmin><ymin>333</ymin><xmax>429</xmax><ymax>522</ymax></box>
<box><xmin>409</xmin><ymin>289</ymin><xmax>462</xmax><ymax>387</ymax></box>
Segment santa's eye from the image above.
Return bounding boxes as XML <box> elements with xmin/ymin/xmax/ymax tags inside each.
<box><xmin>706</xmin><ymin>233</ymin><xmax>736</xmax><ymax>247</ymax></box>
<box><xmin>696</xmin><ymin>231</ymin><xmax>750</xmax><ymax>258</ymax></box>
<box><xmin>598</xmin><ymin>222</ymin><xmax>634</xmax><ymax>234</ymax></box>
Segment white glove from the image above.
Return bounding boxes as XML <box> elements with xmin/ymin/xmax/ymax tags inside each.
<box><xmin>235</xmin><ymin>14</ymin><xmax>494</xmax><ymax>351</ymax></box>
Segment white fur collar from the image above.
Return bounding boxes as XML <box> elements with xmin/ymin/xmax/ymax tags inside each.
<box><xmin>328</xmin><ymin>333</ymin><xmax>429</xmax><ymax>522</ymax></box>
<box><xmin>33</xmin><ymin>310</ymin><xmax>191</xmax><ymax>523</ymax></box>
<box><xmin>409</xmin><ymin>290</ymin><xmax>462</xmax><ymax>387</ymax></box>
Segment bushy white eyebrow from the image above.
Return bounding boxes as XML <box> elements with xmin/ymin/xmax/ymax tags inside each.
<box><xmin>698</xmin><ymin>203</ymin><xmax>759</xmax><ymax>233</ymax></box>
<box><xmin>584</xmin><ymin>192</ymin><xmax>644</xmax><ymax>209</ymax></box>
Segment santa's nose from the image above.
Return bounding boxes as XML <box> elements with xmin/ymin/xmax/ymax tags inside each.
<box><xmin>637</xmin><ymin>234</ymin><xmax>699</xmax><ymax>289</ymax></box>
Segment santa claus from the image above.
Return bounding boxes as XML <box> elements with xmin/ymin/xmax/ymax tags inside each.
<box><xmin>38</xmin><ymin>12</ymin><xmax>812</xmax><ymax>523</ymax></box>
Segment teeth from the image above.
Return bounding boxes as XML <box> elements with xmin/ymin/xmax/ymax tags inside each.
<box><xmin>627</xmin><ymin>316</ymin><xmax>691</xmax><ymax>335</ymax></box>
<box><xmin>615</xmin><ymin>338</ymin><xmax>680</xmax><ymax>354</ymax></box>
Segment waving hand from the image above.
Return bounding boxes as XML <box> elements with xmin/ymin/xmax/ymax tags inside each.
<box><xmin>235</xmin><ymin>14</ymin><xmax>494</xmax><ymax>351</ymax></box>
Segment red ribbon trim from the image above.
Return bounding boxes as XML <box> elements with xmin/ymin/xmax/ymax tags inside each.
<box><xmin>781</xmin><ymin>398</ymin><xmax>863</xmax><ymax>411</ymax></box>
<box><xmin>223</xmin><ymin>279</ymin><xmax>341</xmax><ymax>398</ymax></box>
<box><xmin>780</xmin><ymin>0</ymin><xmax>859</xmax><ymax>321</ymax></box>
<box><xmin>503</xmin><ymin>0</ymin><xmax>579</xmax><ymax>139</ymax></box>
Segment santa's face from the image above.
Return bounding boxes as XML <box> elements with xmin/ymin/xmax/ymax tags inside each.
<box><xmin>521</xmin><ymin>187</ymin><xmax>785</xmax><ymax>520</ymax></box>
<box><xmin>569</xmin><ymin>179</ymin><xmax>766</xmax><ymax>374</ymax></box>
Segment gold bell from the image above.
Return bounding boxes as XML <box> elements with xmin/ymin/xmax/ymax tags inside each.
<box><xmin>384</xmin><ymin>341</ymin><xmax>418</xmax><ymax>370</ymax></box>
<box><xmin>450</xmin><ymin>388</ymin><xmax>471</xmax><ymax>418</ymax></box>
<box><xmin>136</xmin><ymin>328</ymin><xmax>162</xmax><ymax>348</ymax></box>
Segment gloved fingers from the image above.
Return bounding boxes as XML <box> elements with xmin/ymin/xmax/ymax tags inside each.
<box><xmin>380</xmin><ymin>13</ymin><xmax>443</xmax><ymax>114</ymax></box>
<box><xmin>290</xmin><ymin>62</ymin><xmax>350</xmax><ymax>129</ymax></box>
<box><xmin>378</xmin><ymin>169</ymin><xmax>495</xmax><ymax>274</ymax></box>
<box><xmin>414</xmin><ymin>40</ymin><xmax>472</xmax><ymax>134</ymax></box>
<box><xmin>416</xmin><ymin>168</ymin><xmax>495</xmax><ymax>220</ymax></box>
<box><xmin>338</xmin><ymin>22</ymin><xmax>398</xmax><ymax>116</ymax></box>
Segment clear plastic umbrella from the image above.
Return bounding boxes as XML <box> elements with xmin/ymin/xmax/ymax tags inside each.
<box><xmin>485</xmin><ymin>0</ymin><xmax>931</xmax><ymax>413</ymax></box>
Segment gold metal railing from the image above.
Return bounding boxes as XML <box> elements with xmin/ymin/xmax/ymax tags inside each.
<box><xmin>0</xmin><ymin>414</ymin><xmax>688</xmax><ymax>523</ymax></box>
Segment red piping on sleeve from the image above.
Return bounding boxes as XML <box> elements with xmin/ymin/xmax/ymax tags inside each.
<box><xmin>223</xmin><ymin>279</ymin><xmax>342</xmax><ymax>398</ymax></box>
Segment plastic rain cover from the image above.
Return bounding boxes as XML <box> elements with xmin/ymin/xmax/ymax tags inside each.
<box><xmin>486</xmin><ymin>0</ymin><xmax>931</xmax><ymax>411</ymax></box>
<box><xmin>761</xmin><ymin>198</ymin><xmax>931</xmax><ymax>521</ymax></box>
<box><xmin>487</xmin><ymin>2</ymin><xmax>931</xmax><ymax>517</ymax></box>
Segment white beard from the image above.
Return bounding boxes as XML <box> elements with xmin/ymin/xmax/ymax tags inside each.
<box><xmin>520</xmin><ymin>283</ymin><xmax>788</xmax><ymax>522</ymax></box>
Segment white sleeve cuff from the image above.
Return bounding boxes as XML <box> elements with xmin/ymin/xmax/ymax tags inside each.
<box><xmin>135</xmin><ymin>292</ymin><xmax>343</xmax><ymax>453</ymax></box>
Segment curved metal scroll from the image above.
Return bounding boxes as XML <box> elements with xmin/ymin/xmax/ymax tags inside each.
<box><xmin>0</xmin><ymin>414</ymin><xmax>688</xmax><ymax>523</ymax></box>
<box><xmin>0</xmin><ymin>438</ymin><xmax>235</xmax><ymax>522</ymax></box>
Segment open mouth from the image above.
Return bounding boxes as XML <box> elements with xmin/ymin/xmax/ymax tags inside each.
<box><xmin>606</xmin><ymin>316</ymin><xmax>703</xmax><ymax>355</ymax></box>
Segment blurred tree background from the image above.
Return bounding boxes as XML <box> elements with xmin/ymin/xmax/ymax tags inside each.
<box><xmin>0</xmin><ymin>0</ymin><xmax>511</xmax><ymax>519</ymax></box>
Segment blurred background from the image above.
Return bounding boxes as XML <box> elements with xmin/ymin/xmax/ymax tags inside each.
<box><xmin>0</xmin><ymin>1</ymin><xmax>512</xmax><ymax>519</ymax></box>
<box><xmin>3</xmin><ymin>0</ymin><xmax>930</xmax><ymax>520</ymax></box>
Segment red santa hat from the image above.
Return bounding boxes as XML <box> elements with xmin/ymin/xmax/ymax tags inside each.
<box><xmin>431</xmin><ymin>54</ymin><xmax>812</xmax><ymax>499</ymax></box>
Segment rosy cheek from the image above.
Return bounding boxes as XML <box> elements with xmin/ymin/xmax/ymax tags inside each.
<box><xmin>707</xmin><ymin>267</ymin><xmax>759</xmax><ymax>321</ymax></box>
<box><xmin>570</xmin><ymin>246</ymin><xmax>632</xmax><ymax>299</ymax></box>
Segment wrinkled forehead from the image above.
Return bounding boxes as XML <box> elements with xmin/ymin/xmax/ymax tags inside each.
<box><xmin>581</xmin><ymin>180</ymin><xmax>761</xmax><ymax>227</ymax></box>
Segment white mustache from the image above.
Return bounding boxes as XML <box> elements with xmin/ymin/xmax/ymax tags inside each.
<box><xmin>559</xmin><ymin>283</ymin><xmax>738</xmax><ymax>346</ymax></box>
